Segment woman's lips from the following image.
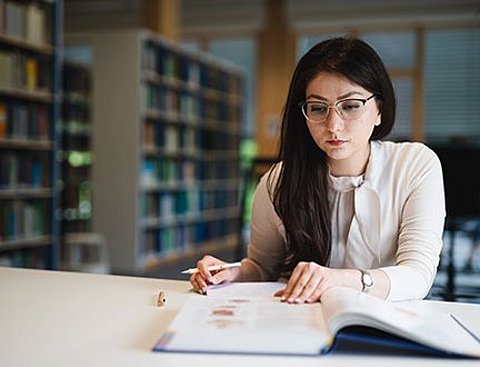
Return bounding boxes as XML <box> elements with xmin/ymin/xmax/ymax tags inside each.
<box><xmin>327</xmin><ymin>139</ymin><xmax>346</xmax><ymax>147</ymax></box>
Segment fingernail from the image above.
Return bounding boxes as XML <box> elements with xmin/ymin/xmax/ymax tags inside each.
<box><xmin>280</xmin><ymin>296</ymin><xmax>286</xmax><ymax>301</ymax></box>
<box><xmin>294</xmin><ymin>298</ymin><xmax>301</xmax><ymax>304</ymax></box>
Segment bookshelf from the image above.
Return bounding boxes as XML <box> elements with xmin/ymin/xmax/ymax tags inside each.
<box><xmin>0</xmin><ymin>0</ymin><xmax>62</xmax><ymax>269</ymax></box>
<box><xmin>91</xmin><ymin>30</ymin><xmax>244</xmax><ymax>273</ymax></box>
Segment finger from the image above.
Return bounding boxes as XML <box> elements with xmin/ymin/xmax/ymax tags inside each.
<box><xmin>191</xmin><ymin>273</ymin><xmax>208</xmax><ymax>293</ymax></box>
<box><xmin>297</xmin><ymin>271</ymin><xmax>322</xmax><ymax>303</ymax></box>
<box><xmin>274</xmin><ymin>288</ymin><xmax>285</xmax><ymax>297</ymax></box>
<box><xmin>287</xmin><ymin>270</ymin><xmax>314</xmax><ymax>303</ymax></box>
<box><xmin>210</xmin><ymin>268</ymin><xmax>234</xmax><ymax>285</ymax></box>
<box><xmin>196</xmin><ymin>258</ymin><xmax>215</xmax><ymax>280</ymax></box>
<box><xmin>197</xmin><ymin>256</ymin><xmax>226</xmax><ymax>281</ymax></box>
<box><xmin>190</xmin><ymin>274</ymin><xmax>200</xmax><ymax>289</ymax></box>
<box><xmin>190</xmin><ymin>277</ymin><xmax>200</xmax><ymax>292</ymax></box>
<box><xmin>281</xmin><ymin>263</ymin><xmax>306</xmax><ymax>300</ymax></box>
<box><xmin>306</xmin><ymin>279</ymin><xmax>328</xmax><ymax>303</ymax></box>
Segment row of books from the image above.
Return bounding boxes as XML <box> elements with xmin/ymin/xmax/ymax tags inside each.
<box><xmin>143</xmin><ymin>122</ymin><xmax>196</xmax><ymax>152</ymax></box>
<box><xmin>198</xmin><ymin>128</ymin><xmax>240</xmax><ymax>150</ymax></box>
<box><xmin>196</xmin><ymin>159</ymin><xmax>240</xmax><ymax>180</ymax></box>
<box><xmin>143</xmin><ymin>84</ymin><xmax>199</xmax><ymax>119</ymax></box>
<box><xmin>143</xmin><ymin>44</ymin><xmax>200</xmax><ymax>86</ymax></box>
<box><xmin>140</xmin><ymin>189</ymin><xmax>239</xmax><ymax>220</ymax></box>
<box><xmin>202</xmin><ymin>99</ymin><xmax>240</xmax><ymax>123</ymax></box>
<box><xmin>141</xmin><ymin>158</ymin><xmax>196</xmax><ymax>186</ymax></box>
<box><xmin>0</xmin><ymin>153</ymin><xmax>48</xmax><ymax>188</ymax></box>
<box><xmin>141</xmin><ymin>157</ymin><xmax>240</xmax><ymax>186</ymax></box>
<box><xmin>142</xmin><ymin>43</ymin><xmax>242</xmax><ymax>95</ymax></box>
<box><xmin>143</xmin><ymin>84</ymin><xmax>240</xmax><ymax>122</ymax></box>
<box><xmin>0</xmin><ymin>248</ymin><xmax>47</xmax><ymax>268</ymax></box>
<box><xmin>143</xmin><ymin>124</ymin><xmax>239</xmax><ymax>154</ymax></box>
<box><xmin>140</xmin><ymin>190</ymin><xmax>195</xmax><ymax>219</ymax></box>
<box><xmin>0</xmin><ymin>199</ymin><xmax>48</xmax><ymax>241</ymax></box>
<box><xmin>0</xmin><ymin>100</ymin><xmax>49</xmax><ymax>140</ymax></box>
<box><xmin>142</xmin><ymin>43</ymin><xmax>242</xmax><ymax>93</ymax></box>
<box><xmin>0</xmin><ymin>1</ymin><xmax>49</xmax><ymax>45</ymax></box>
<box><xmin>0</xmin><ymin>50</ymin><xmax>50</xmax><ymax>92</ymax></box>
<box><xmin>141</xmin><ymin>217</ymin><xmax>238</xmax><ymax>256</ymax></box>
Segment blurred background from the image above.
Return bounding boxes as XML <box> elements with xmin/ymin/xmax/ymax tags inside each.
<box><xmin>0</xmin><ymin>0</ymin><xmax>479</xmax><ymax>302</ymax></box>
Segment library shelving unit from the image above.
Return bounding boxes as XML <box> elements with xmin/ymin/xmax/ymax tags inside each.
<box><xmin>59</xmin><ymin>60</ymin><xmax>108</xmax><ymax>273</ymax></box>
<box><xmin>91</xmin><ymin>30</ymin><xmax>244</xmax><ymax>273</ymax></box>
<box><xmin>0</xmin><ymin>0</ymin><xmax>62</xmax><ymax>269</ymax></box>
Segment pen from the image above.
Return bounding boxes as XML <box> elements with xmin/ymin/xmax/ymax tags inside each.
<box><xmin>181</xmin><ymin>261</ymin><xmax>242</xmax><ymax>275</ymax></box>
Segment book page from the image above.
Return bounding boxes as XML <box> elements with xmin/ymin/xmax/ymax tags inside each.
<box><xmin>155</xmin><ymin>282</ymin><xmax>331</xmax><ymax>355</ymax></box>
<box><xmin>206</xmin><ymin>281</ymin><xmax>286</xmax><ymax>298</ymax></box>
<box><xmin>320</xmin><ymin>287</ymin><xmax>480</xmax><ymax>357</ymax></box>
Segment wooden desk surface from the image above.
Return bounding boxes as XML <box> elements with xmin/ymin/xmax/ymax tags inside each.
<box><xmin>1</xmin><ymin>267</ymin><xmax>479</xmax><ymax>367</ymax></box>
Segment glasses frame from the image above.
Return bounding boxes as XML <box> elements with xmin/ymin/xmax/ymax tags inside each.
<box><xmin>300</xmin><ymin>94</ymin><xmax>376</xmax><ymax>123</ymax></box>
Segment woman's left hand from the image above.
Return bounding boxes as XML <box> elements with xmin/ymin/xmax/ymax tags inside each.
<box><xmin>274</xmin><ymin>261</ymin><xmax>340</xmax><ymax>303</ymax></box>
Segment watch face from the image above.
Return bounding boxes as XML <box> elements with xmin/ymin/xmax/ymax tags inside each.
<box><xmin>362</xmin><ymin>271</ymin><xmax>373</xmax><ymax>287</ymax></box>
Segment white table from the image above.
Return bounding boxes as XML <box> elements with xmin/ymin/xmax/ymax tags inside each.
<box><xmin>1</xmin><ymin>267</ymin><xmax>479</xmax><ymax>367</ymax></box>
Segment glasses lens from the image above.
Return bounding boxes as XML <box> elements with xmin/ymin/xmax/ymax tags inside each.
<box><xmin>303</xmin><ymin>102</ymin><xmax>329</xmax><ymax>122</ymax></box>
<box><xmin>337</xmin><ymin>99</ymin><xmax>364</xmax><ymax>120</ymax></box>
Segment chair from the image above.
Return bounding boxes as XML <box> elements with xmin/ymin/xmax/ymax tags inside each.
<box><xmin>60</xmin><ymin>232</ymin><xmax>110</xmax><ymax>274</ymax></box>
<box><xmin>431</xmin><ymin>144</ymin><xmax>480</xmax><ymax>302</ymax></box>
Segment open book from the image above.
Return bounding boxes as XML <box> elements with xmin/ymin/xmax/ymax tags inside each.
<box><xmin>153</xmin><ymin>282</ymin><xmax>480</xmax><ymax>358</ymax></box>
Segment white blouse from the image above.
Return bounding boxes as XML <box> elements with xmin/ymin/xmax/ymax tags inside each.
<box><xmin>244</xmin><ymin>141</ymin><xmax>446</xmax><ymax>301</ymax></box>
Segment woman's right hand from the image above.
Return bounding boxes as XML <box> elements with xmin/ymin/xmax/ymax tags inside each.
<box><xmin>190</xmin><ymin>255</ymin><xmax>240</xmax><ymax>294</ymax></box>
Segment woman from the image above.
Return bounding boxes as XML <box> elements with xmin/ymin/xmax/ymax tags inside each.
<box><xmin>191</xmin><ymin>37</ymin><xmax>446</xmax><ymax>302</ymax></box>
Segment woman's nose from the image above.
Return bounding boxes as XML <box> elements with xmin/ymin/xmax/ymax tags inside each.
<box><xmin>325</xmin><ymin>107</ymin><xmax>345</xmax><ymax>131</ymax></box>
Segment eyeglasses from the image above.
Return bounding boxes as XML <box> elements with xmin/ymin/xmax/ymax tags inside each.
<box><xmin>300</xmin><ymin>95</ymin><xmax>376</xmax><ymax>123</ymax></box>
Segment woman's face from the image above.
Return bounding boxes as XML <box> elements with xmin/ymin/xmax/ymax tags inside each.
<box><xmin>304</xmin><ymin>72</ymin><xmax>381</xmax><ymax>176</ymax></box>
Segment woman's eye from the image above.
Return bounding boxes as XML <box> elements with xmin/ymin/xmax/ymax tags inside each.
<box><xmin>340</xmin><ymin>101</ymin><xmax>362</xmax><ymax>111</ymax></box>
<box><xmin>310</xmin><ymin>104</ymin><xmax>328</xmax><ymax>113</ymax></box>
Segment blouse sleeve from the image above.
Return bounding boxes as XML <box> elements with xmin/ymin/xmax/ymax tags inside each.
<box><xmin>242</xmin><ymin>170</ymin><xmax>286</xmax><ymax>281</ymax></box>
<box><xmin>380</xmin><ymin>145</ymin><xmax>446</xmax><ymax>301</ymax></box>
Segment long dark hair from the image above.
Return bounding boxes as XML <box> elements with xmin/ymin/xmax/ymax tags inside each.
<box><xmin>269</xmin><ymin>37</ymin><xmax>396</xmax><ymax>273</ymax></box>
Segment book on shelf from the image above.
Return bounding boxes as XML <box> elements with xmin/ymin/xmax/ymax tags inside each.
<box><xmin>0</xmin><ymin>153</ymin><xmax>46</xmax><ymax>188</ymax></box>
<box><xmin>0</xmin><ymin>101</ymin><xmax>6</xmax><ymax>137</ymax></box>
<box><xmin>0</xmin><ymin>199</ymin><xmax>47</xmax><ymax>241</ymax></box>
<box><xmin>153</xmin><ymin>283</ymin><xmax>480</xmax><ymax>358</ymax></box>
<box><xmin>2</xmin><ymin>1</ymin><xmax>47</xmax><ymax>45</ymax></box>
<box><xmin>0</xmin><ymin>50</ymin><xmax>50</xmax><ymax>92</ymax></box>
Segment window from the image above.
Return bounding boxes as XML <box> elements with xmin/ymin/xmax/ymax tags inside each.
<box><xmin>362</xmin><ymin>32</ymin><xmax>416</xmax><ymax>69</ymax></box>
<box><xmin>297</xmin><ymin>33</ymin><xmax>348</xmax><ymax>60</ymax></box>
<box><xmin>390</xmin><ymin>78</ymin><xmax>413</xmax><ymax>140</ymax></box>
<box><xmin>424</xmin><ymin>28</ymin><xmax>480</xmax><ymax>144</ymax></box>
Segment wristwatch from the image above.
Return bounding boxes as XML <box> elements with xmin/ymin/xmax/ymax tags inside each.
<box><xmin>359</xmin><ymin>269</ymin><xmax>373</xmax><ymax>293</ymax></box>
